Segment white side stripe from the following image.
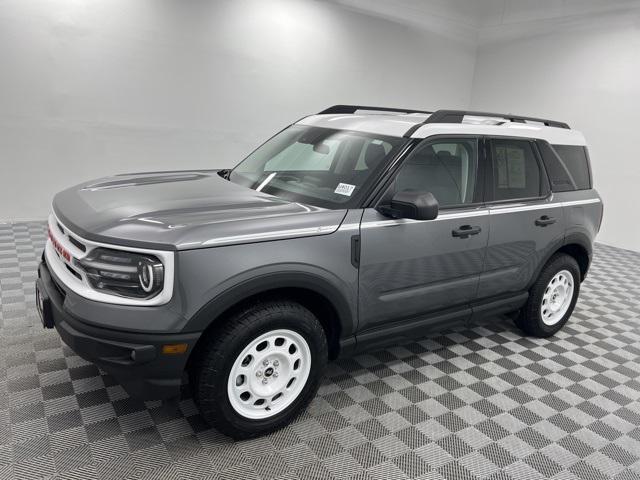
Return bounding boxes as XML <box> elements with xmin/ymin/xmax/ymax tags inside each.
<box><xmin>489</xmin><ymin>197</ymin><xmax>600</xmax><ymax>215</ymax></box>
<box><xmin>488</xmin><ymin>203</ymin><xmax>561</xmax><ymax>215</ymax></box>
<box><xmin>360</xmin><ymin>198</ymin><xmax>600</xmax><ymax>229</ymax></box>
<box><xmin>199</xmin><ymin>225</ymin><xmax>339</xmax><ymax>246</ymax></box>
<box><xmin>562</xmin><ymin>198</ymin><xmax>601</xmax><ymax>207</ymax></box>
<box><xmin>360</xmin><ymin>209</ymin><xmax>488</xmax><ymax>229</ymax></box>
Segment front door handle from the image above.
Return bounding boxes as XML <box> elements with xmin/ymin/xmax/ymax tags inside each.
<box><xmin>535</xmin><ymin>215</ymin><xmax>557</xmax><ymax>227</ymax></box>
<box><xmin>452</xmin><ymin>225</ymin><xmax>482</xmax><ymax>239</ymax></box>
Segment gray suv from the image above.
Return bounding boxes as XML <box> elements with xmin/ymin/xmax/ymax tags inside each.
<box><xmin>36</xmin><ymin>106</ymin><xmax>603</xmax><ymax>438</ymax></box>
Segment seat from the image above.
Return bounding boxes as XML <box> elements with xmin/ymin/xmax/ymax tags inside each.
<box><xmin>342</xmin><ymin>141</ymin><xmax>387</xmax><ymax>186</ymax></box>
<box><xmin>363</xmin><ymin>143</ymin><xmax>387</xmax><ymax>170</ymax></box>
<box><xmin>395</xmin><ymin>150</ymin><xmax>463</xmax><ymax>206</ymax></box>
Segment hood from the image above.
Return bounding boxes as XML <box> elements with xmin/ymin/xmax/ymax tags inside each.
<box><xmin>52</xmin><ymin>170</ymin><xmax>347</xmax><ymax>250</ymax></box>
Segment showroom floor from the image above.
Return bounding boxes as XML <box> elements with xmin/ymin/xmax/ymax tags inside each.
<box><xmin>1</xmin><ymin>222</ymin><xmax>639</xmax><ymax>480</ymax></box>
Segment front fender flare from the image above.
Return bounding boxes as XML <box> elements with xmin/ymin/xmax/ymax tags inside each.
<box><xmin>182</xmin><ymin>270</ymin><xmax>357</xmax><ymax>339</ymax></box>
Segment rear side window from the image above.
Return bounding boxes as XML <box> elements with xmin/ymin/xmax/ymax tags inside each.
<box><xmin>552</xmin><ymin>144</ymin><xmax>592</xmax><ymax>190</ymax></box>
<box><xmin>489</xmin><ymin>139</ymin><xmax>542</xmax><ymax>201</ymax></box>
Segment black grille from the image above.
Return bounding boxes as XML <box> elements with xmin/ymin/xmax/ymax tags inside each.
<box><xmin>65</xmin><ymin>264</ymin><xmax>82</xmax><ymax>280</ymax></box>
<box><xmin>68</xmin><ymin>236</ymin><xmax>86</xmax><ymax>252</ymax></box>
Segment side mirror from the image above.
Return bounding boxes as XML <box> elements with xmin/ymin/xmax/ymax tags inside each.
<box><xmin>379</xmin><ymin>191</ymin><xmax>439</xmax><ymax>220</ymax></box>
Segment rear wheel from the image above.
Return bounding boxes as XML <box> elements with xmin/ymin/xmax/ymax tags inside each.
<box><xmin>515</xmin><ymin>253</ymin><xmax>580</xmax><ymax>337</ymax></box>
<box><xmin>191</xmin><ymin>300</ymin><xmax>327</xmax><ymax>439</ymax></box>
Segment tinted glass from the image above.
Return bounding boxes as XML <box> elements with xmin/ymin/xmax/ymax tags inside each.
<box><xmin>388</xmin><ymin>138</ymin><xmax>478</xmax><ymax>208</ymax></box>
<box><xmin>552</xmin><ymin>145</ymin><xmax>592</xmax><ymax>190</ymax></box>
<box><xmin>490</xmin><ymin>139</ymin><xmax>541</xmax><ymax>201</ymax></box>
<box><xmin>230</xmin><ymin>125</ymin><xmax>405</xmax><ymax>209</ymax></box>
<box><xmin>537</xmin><ymin>141</ymin><xmax>575</xmax><ymax>192</ymax></box>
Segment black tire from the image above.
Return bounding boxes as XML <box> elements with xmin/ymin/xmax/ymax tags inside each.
<box><xmin>515</xmin><ymin>253</ymin><xmax>581</xmax><ymax>338</ymax></box>
<box><xmin>190</xmin><ymin>299</ymin><xmax>327</xmax><ymax>439</ymax></box>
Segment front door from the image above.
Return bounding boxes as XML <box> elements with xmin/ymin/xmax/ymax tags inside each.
<box><xmin>357</xmin><ymin>137</ymin><xmax>489</xmax><ymax>340</ymax></box>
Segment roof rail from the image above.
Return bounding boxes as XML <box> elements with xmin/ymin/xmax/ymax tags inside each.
<box><xmin>319</xmin><ymin>105</ymin><xmax>433</xmax><ymax>115</ymax></box>
<box><xmin>424</xmin><ymin>110</ymin><xmax>570</xmax><ymax>129</ymax></box>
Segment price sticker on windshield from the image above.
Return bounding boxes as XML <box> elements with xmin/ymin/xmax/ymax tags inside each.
<box><xmin>334</xmin><ymin>183</ymin><xmax>356</xmax><ymax>197</ymax></box>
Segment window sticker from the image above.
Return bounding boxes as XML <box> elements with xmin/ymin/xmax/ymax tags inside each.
<box><xmin>334</xmin><ymin>183</ymin><xmax>356</xmax><ymax>196</ymax></box>
<box><xmin>496</xmin><ymin>145</ymin><xmax>526</xmax><ymax>189</ymax></box>
<box><xmin>506</xmin><ymin>147</ymin><xmax>526</xmax><ymax>188</ymax></box>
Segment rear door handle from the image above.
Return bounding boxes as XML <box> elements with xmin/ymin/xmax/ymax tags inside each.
<box><xmin>452</xmin><ymin>225</ymin><xmax>482</xmax><ymax>238</ymax></box>
<box><xmin>535</xmin><ymin>215</ymin><xmax>557</xmax><ymax>227</ymax></box>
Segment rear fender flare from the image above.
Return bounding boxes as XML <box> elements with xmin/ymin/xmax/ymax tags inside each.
<box><xmin>526</xmin><ymin>233</ymin><xmax>592</xmax><ymax>290</ymax></box>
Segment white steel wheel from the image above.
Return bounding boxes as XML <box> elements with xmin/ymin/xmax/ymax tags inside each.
<box><xmin>541</xmin><ymin>269</ymin><xmax>575</xmax><ymax>326</ymax></box>
<box><xmin>227</xmin><ymin>329</ymin><xmax>312</xmax><ymax>420</ymax></box>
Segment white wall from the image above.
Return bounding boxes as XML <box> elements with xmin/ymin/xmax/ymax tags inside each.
<box><xmin>0</xmin><ymin>0</ymin><xmax>476</xmax><ymax>221</ymax></box>
<box><xmin>471</xmin><ymin>17</ymin><xmax>640</xmax><ymax>252</ymax></box>
<box><xmin>3</xmin><ymin>0</ymin><xmax>637</xmax><ymax>251</ymax></box>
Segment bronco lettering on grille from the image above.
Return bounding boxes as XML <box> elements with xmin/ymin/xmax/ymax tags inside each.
<box><xmin>48</xmin><ymin>227</ymin><xmax>72</xmax><ymax>262</ymax></box>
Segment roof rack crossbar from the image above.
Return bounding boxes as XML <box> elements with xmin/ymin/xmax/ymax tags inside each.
<box><xmin>319</xmin><ymin>105</ymin><xmax>433</xmax><ymax>116</ymax></box>
<box><xmin>424</xmin><ymin>110</ymin><xmax>570</xmax><ymax>129</ymax></box>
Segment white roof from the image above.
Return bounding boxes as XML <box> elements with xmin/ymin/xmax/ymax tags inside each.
<box><xmin>297</xmin><ymin>112</ymin><xmax>586</xmax><ymax>146</ymax></box>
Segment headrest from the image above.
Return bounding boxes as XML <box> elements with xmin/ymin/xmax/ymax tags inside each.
<box><xmin>364</xmin><ymin>143</ymin><xmax>387</xmax><ymax>169</ymax></box>
<box><xmin>405</xmin><ymin>151</ymin><xmax>436</xmax><ymax>165</ymax></box>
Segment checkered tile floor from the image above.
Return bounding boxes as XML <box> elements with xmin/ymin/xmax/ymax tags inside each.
<box><xmin>1</xmin><ymin>221</ymin><xmax>640</xmax><ymax>480</ymax></box>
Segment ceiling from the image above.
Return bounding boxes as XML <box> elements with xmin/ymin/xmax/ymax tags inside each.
<box><xmin>329</xmin><ymin>0</ymin><xmax>640</xmax><ymax>44</ymax></box>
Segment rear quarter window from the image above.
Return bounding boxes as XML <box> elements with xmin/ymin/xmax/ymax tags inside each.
<box><xmin>549</xmin><ymin>144</ymin><xmax>592</xmax><ymax>190</ymax></box>
<box><xmin>552</xmin><ymin>145</ymin><xmax>591</xmax><ymax>190</ymax></box>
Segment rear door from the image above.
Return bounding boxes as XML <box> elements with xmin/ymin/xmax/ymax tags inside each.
<box><xmin>477</xmin><ymin>137</ymin><xmax>565</xmax><ymax>300</ymax></box>
<box><xmin>357</xmin><ymin>137</ymin><xmax>489</xmax><ymax>339</ymax></box>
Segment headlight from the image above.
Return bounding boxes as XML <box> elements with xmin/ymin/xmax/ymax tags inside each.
<box><xmin>75</xmin><ymin>248</ymin><xmax>165</xmax><ymax>299</ymax></box>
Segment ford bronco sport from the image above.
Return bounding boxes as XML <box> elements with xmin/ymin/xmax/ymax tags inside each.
<box><xmin>36</xmin><ymin>106</ymin><xmax>603</xmax><ymax>438</ymax></box>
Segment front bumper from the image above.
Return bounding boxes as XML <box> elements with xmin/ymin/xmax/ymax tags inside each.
<box><xmin>37</xmin><ymin>257</ymin><xmax>200</xmax><ymax>399</ymax></box>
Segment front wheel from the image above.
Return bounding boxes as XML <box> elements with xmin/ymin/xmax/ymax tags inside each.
<box><xmin>191</xmin><ymin>300</ymin><xmax>327</xmax><ymax>439</ymax></box>
<box><xmin>515</xmin><ymin>253</ymin><xmax>581</xmax><ymax>337</ymax></box>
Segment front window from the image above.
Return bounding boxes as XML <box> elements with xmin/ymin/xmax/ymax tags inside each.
<box><xmin>229</xmin><ymin>125</ymin><xmax>406</xmax><ymax>209</ymax></box>
<box><xmin>383</xmin><ymin>138</ymin><xmax>479</xmax><ymax>208</ymax></box>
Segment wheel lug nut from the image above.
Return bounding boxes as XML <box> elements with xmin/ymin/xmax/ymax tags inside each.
<box><xmin>273</xmin><ymin>360</ymin><xmax>279</xmax><ymax>367</ymax></box>
<box><xmin>263</xmin><ymin>360</ymin><xmax>269</xmax><ymax>366</ymax></box>
<box><xmin>262</xmin><ymin>378</ymin><xmax>268</xmax><ymax>384</ymax></box>
<box><xmin>273</xmin><ymin>372</ymin><xmax>279</xmax><ymax>377</ymax></box>
<box><xmin>256</xmin><ymin>371</ymin><xmax>262</xmax><ymax>377</ymax></box>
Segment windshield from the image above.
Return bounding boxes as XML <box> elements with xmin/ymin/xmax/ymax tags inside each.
<box><xmin>229</xmin><ymin>125</ymin><xmax>406</xmax><ymax>209</ymax></box>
